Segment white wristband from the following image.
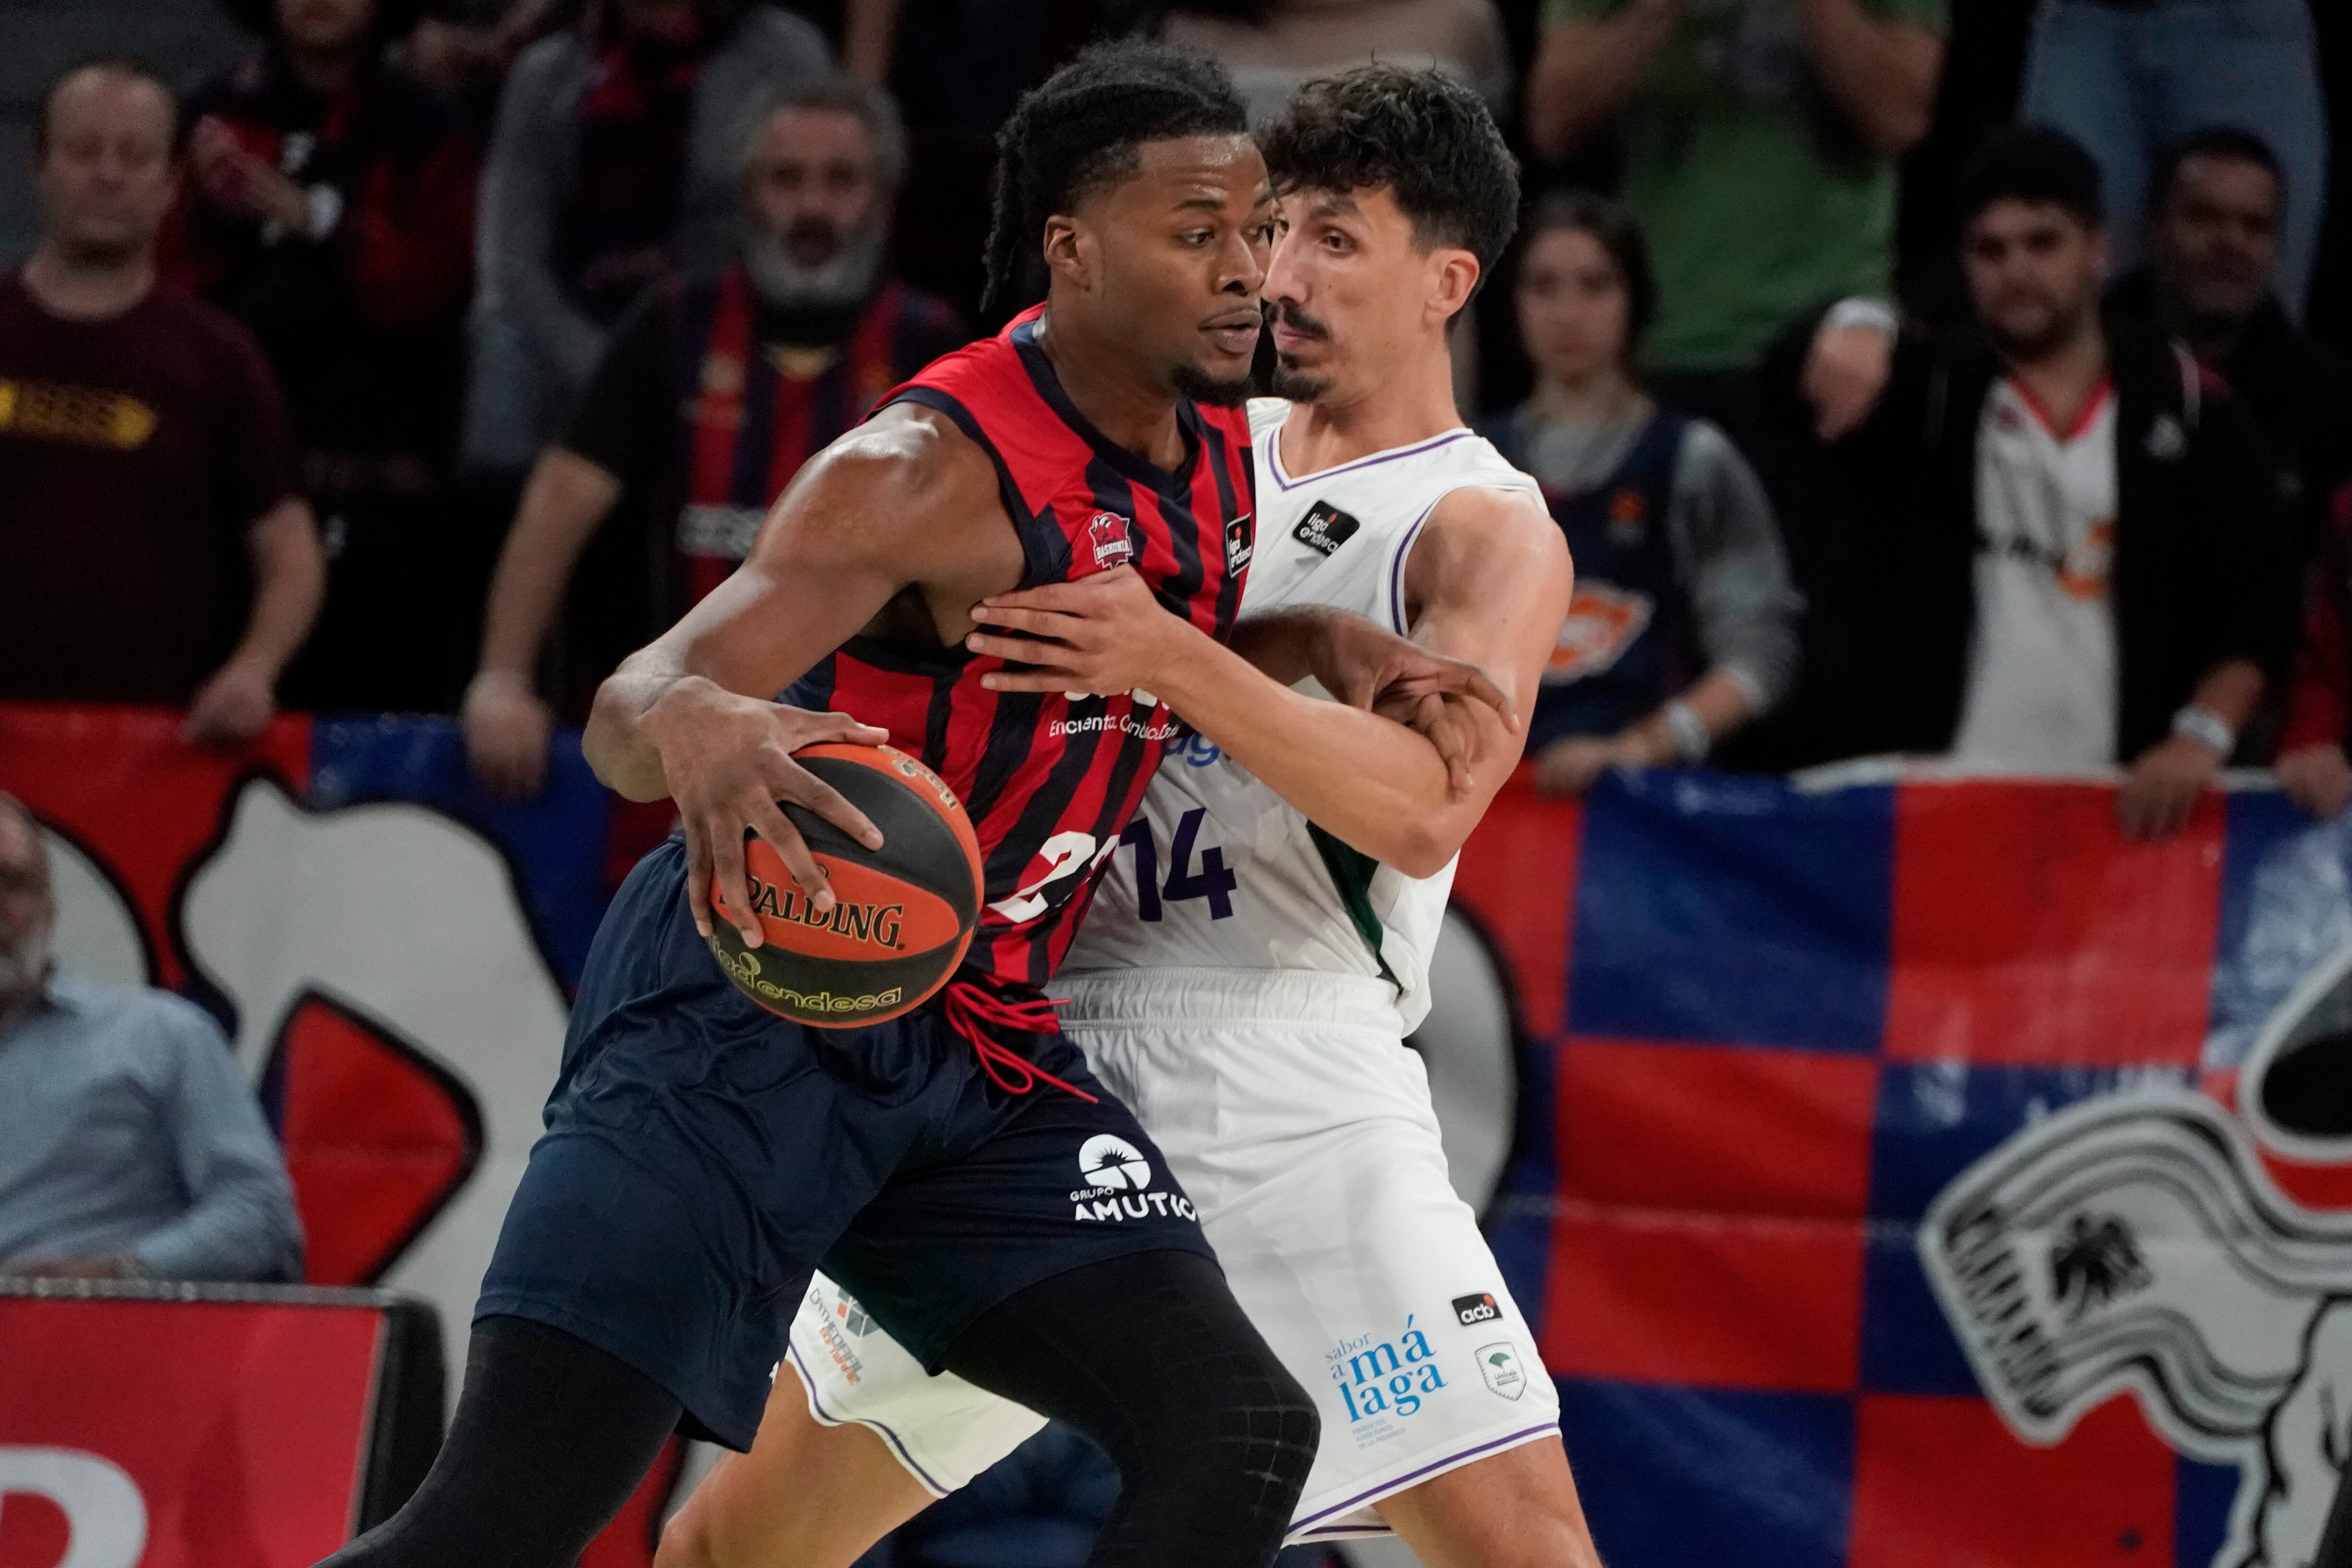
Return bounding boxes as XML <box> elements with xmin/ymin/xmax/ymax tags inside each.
<box><xmin>2171</xmin><ymin>705</ymin><xmax>2235</xmax><ymax>756</ymax></box>
<box><xmin>1662</xmin><ymin>699</ymin><xmax>1711</xmax><ymax>763</ymax></box>
<box><xmin>1823</xmin><ymin>297</ymin><xmax>1899</xmax><ymax>336</ymax></box>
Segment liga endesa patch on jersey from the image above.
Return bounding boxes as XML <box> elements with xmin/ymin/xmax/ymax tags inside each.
<box><xmin>1293</xmin><ymin>500</ymin><xmax>1361</xmax><ymax>556</ymax></box>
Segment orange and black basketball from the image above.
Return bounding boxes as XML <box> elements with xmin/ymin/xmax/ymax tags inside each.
<box><xmin>705</xmin><ymin>744</ymin><xmax>982</xmax><ymax>1028</ymax></box>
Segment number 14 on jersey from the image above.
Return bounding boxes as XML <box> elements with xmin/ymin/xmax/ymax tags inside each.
<box><xmin>1118</xmin><ymin>809</ymin><xmax>1236</xmax><ymax>922</ymax></box>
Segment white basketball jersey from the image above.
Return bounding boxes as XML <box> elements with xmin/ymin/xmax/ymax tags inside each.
<box><xmin>1060</xmin><ymin>399</ymin><xmax>1543</xmax><ymax>1032</ymax></box>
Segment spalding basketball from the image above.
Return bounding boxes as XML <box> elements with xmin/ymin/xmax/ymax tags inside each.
<box><xmin>704</xmin><ymin>744</ymin><xmax>982</xmax><ymax>1027</ymax></box>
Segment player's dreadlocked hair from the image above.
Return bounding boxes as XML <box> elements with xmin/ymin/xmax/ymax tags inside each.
<box><xmin>1260</xmin><ymin>65</ymin><xmax>1520</xmax><ymax>311</ymax></box>
<box><xmin>980</xmin><ymin>40</ymin><xmax>1250</xmax><ymax>316</ymax></box>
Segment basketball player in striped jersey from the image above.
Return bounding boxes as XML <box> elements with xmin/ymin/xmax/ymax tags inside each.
<box><xmin>318</xmin><ymin>44</ymin><xmax>1521</xmax><ymax>1568</ymax></box>
<box><xmin>663</xmin><ymin>66</ymin><xmax>1604</xmax><ymax>1568</ymax></box>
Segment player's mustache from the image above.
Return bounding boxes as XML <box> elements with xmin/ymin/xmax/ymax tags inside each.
<box><xmin>1268</xmin><ymin>300</ymin><xmax>1330</xmax><ymax>344</ymax></box>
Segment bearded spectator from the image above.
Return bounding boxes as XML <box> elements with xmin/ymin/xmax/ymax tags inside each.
<box><xmin>1803</xmin><ymin>127</ymin><xmax>2294</xmax><ymax>841</ymax></box>
<box><xmin>163</xmin><ymin>0</ymin><xmax>480</xmax><ymax>713</ymax></box>
<box><xmin>462</xmin><ymin>0</ymin><xmax>831</xmax><ymax>479</ymax></box>
<box><xmin>461</xmin><ymin>80</ymin><xmax>962</xmax><ymax>801</ymax></box>
<box><xmin>0</xmin><ymin>59</ymin><xmax>323</xmax><ymax>746</ymax></box>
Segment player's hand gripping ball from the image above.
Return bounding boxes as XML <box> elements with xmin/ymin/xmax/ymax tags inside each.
<box><xmin>706</xmin><ymin>745</ymin><xmax>983</xmax><ymax>1026</ymax></box>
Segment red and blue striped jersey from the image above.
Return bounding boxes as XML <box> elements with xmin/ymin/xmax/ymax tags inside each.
<box><xmin>787</xmin><ymin>307</ymin><xmax>1255</xmax><ymax>989</ymax></box>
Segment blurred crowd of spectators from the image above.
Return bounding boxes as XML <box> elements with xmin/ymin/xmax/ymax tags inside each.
<box><xmin>3</xmin><ymin>0</ymin><xmax>2347</xmax><ymax>838</ymax></box>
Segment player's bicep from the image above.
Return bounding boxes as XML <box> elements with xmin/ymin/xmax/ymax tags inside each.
<box><xmin>645</xmin><ymin>415</ymin><xmax>981</xmax><ymax>697</ymax></box>
<box><xmin>1406</xmin><ymin>488</ymin><xmax>1574</xmax><ymax>723</ymax></box>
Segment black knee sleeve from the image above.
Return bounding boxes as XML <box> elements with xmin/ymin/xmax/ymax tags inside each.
<box><xmin>942</xmin><ymin>1250</ymin><xmax>1320</xmax><ymax>1568</ymax></box>
<box><xmin>312</xmin><ymin>1315</ymin><xmax>682</xmax><ymax>1568</ymax></box>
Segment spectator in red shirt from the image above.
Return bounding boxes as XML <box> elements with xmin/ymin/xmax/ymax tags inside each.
<box><xmin>459</xmin><ymin>79</ymin><xmax>963</xmax><ymax>800</ymax></box>
<box><xmin>164</xmin><ymin>0</ymin><xmax>480</xmax><ymax>713</ymax></box>
<box><xmin>0</xmin><ymin>59</ymin><xmax>323</xmax><ymax>746</ymax></box>
<box><xmin>2278</xmin><ymin>485</ymin><xmax>2352</xmax><ymax>818</ymax></box>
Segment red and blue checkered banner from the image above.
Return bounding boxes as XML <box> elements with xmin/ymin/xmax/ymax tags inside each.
<box><xmin>1453</xmin><ymin>768</ymin><xmax>2352</xmax><ymax>1568</ymax></box>
<box><xmin>9</xmin><ymin>702</ymin><xmax>2352</xmax><ymax>1568</ymax></box>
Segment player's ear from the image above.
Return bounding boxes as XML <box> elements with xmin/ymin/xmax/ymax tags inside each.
<box><xmin>1429</xmin><ymin>249</ymin><xmax>1479</xmax><ymax>330</ymax></box>
<box><xmin>1042</xmin><ymin>214</ymin><xmax>1091</xmax><ymax>293</ymax></box>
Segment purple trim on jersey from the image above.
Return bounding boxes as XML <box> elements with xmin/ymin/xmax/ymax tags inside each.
<box><xmin>1386</xmin><ymin>497</ymin><xmax>1442</xmax><ymax>632</ymax></box>
<box><xmin>1288</xmin><ymin>1420</ymin><xmax>1561</xmax><ymax>1536</ymax></box>
<box><xmin>784</xmin><ymin>1340</ymin><xmax>955</xmax><ymax>1496</ymax></box>
<box><xmin>1264</xmin><ymin>428</ymin><xmax>1475</xmax><ymax>492</ymax></box>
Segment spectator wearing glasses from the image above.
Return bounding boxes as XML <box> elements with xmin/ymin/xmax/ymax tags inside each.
<box><xmin>1484</xmin><ymin>195</ymin><xmax>1800</xmax><ymax>796</ymax></box>
<box><xmin>0</xmin><ymin>59</ymin><xmax>323</xmax><ymax>747</ymax></box>
<box><xmin>0</xmin><ymin>796</ymin><xmax>302</xmax><ymax>1284</ymax></box>
<box><xmin>461</xmin><ymin>79</ymin><xmax>961</xmax><ymax>802</ymax></box>
<box><xmin>1801</xmin><ymin>126</ymin><xmax>2294</xmax><ymax>841</ymax></box>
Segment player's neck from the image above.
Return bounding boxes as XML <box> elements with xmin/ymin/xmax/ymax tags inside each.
<box><xmin>1279</xmin><ymin>343</ymin><xmax>1461</xmax><ymax>473</ymax></box>
<box><xmin>1031</xmin><ymin>309</ymin><xmax>1188</xmax><ymax>471</ymax></box>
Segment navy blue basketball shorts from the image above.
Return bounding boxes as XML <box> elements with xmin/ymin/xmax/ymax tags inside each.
<box><xmin>476</xmin><ymin>837</ymin><xmax>1217</xmax><ymax>1451</ymax></box>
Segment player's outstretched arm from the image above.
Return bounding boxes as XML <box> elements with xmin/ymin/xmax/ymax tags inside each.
<box><xmin>585</xmin><ymin>404</ymin><xmax>1019</xmax><ymax>945</ymax></box>
<box><xmin>966</xmin><ymin>487</ymin><xmax>1570</xmax><ymax>877</ymax></box>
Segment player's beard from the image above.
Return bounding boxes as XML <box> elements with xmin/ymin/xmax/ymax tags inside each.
<box><xmin>1169</xmin><ymin>362</ymin><xmax>1255</xmax><ymax>407</ymax></box>
<box><xmin>744</xmin><ymin>217</ymin><xmax>888</xmax><ymax>313</ymax></box>
<box><xmin>1266</xmin><ymin>298</ymin><xmax>1333</xmax><ymax>404</ymax></box>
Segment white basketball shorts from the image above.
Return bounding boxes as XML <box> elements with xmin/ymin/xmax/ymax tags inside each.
<box><xmin>785</xmin><ymin>968</ymin><xmax>1559</xmax><ymax>1542</ymax></box>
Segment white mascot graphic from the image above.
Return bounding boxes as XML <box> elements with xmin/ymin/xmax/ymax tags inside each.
<box><xmin>1921</xmin><ymin>1089</ymin><xmax>2352</xmax><ymax>1568</ymax></box>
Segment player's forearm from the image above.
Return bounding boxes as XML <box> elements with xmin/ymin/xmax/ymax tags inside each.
<box><xmin>1795</xmin><ymin>0</ymin><xmax>1941</xmax><ymax>158</ymax></box>
<box><xmin>477</xmin><ymin>448</ymin><xmax>623</xmax><ymax>681</ymax></box>
<box><xmin>1225</xmin><ymin>606</ymin><xmax>1333</xmax><ymax>688</ymax></box>
<box><xmin>232</xmin><ymin>497</ymin><xmax>326</xmax><ymax>685</ymax></box>
<box><xmin>1152</xmin><ymin>632</ymin><xmax>1482</xmax><ymax>878</ymax></box>
<box><xmin>585</xmin><ymin>650</ymin><xmax>700</xmax><ymax>801</ymax></box>
<box><xmin>1525</xmin><ymin>9</ymin><xmax>1677</xmax><ymax>162</ymax></box>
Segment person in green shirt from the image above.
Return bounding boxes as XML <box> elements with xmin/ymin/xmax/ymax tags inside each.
<box><xmin>1525</xmin><ymin>0</ymin><xmax>1946</xmax><ymax>377</ymax></box>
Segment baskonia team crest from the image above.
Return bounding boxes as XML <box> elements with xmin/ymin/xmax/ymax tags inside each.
<box><xmin>1088</xmin><ymin>511</ymin><xmax>1135</xmax><ymax>569</ymax></box>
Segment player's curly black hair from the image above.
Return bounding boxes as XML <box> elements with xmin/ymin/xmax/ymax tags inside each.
<box><xmin>1258</xmin><ymin>65</ymin><xmax>1520</xmax><ymax>305</ymax></box>
<box><xmin>980</xmin><ymin>39</ymin><xmax>1249</xmax><ymax>316</ymax></box>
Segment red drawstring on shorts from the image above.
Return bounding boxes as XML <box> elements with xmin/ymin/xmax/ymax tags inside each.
<box><xmin>943</xmin><ymin>978</ymin><xmax>1099</xmax><ymax>1102</ymax></box>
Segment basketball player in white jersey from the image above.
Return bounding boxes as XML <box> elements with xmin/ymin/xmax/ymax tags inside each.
<box><xmin>660</xmin><ymin>66</ymin><xmax>1601</xmax><ymax>1568</ymax></box>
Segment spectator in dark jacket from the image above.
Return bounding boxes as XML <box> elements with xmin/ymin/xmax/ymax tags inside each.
<box><xmin>2107</xmin><ymin>127</ymin><xmax>2352</xmax><ymax>566</ymax></box>
<box><xmin>1805</xmin><ymin>126</ymin><xmax>2294</xmax><ymax>841</ymax></box>
<box><xmin>164</xmin><ymin>0</ymin><xmax>481</xmax><ymax>712</ymax></box>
